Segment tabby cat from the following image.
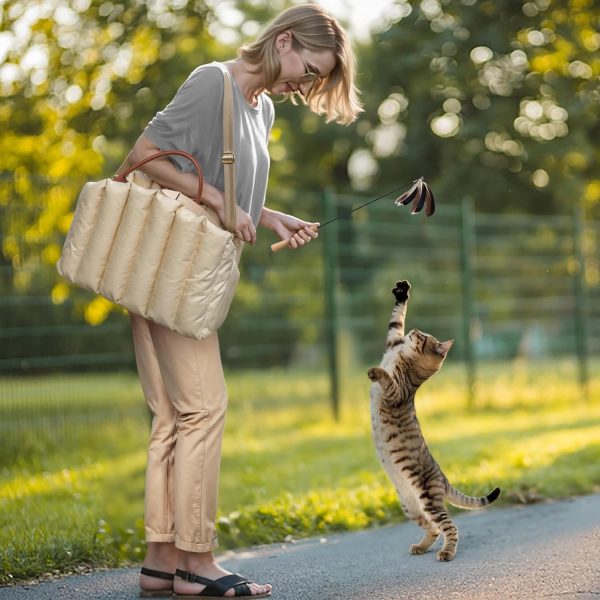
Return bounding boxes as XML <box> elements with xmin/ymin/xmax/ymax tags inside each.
<box><xmin>368</xmin><ymin>280</ymin><xmax>500</xmax><ymax>561</ymax></box>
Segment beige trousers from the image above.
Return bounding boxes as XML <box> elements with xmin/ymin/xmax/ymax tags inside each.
<box><xmin>129</xmin><ymin>312</ymin><xmax>228</xmax><ymax>552</ymax></box>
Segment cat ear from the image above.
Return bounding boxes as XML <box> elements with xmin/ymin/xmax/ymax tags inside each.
<box><xmin>435</xmin><ymin>339</ymin><xmax>454</xmax><ymax>357</ymax></box>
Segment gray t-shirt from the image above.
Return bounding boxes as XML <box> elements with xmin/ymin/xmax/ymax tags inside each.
<box><xmin>144</xmin><ymin>62</ymin><xmax>275</xmax><ymax>226</ymax></box>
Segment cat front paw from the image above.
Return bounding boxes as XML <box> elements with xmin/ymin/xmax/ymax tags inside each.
<box><xmin>409</xmin><ymin>544</ymin><xmax>428</xmax><ymax>555</ymax></box>
<box><xmin>392</xmin><ymin>280</ymin><xmax>411</xmax><ymax>303</ymax></box>
<box><xmin>368</xmin><ymin>367</ymin><xmax>386</xmax><ymax>382</ymax></box>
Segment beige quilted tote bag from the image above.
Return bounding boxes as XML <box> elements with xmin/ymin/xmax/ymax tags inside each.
<box><xmin>57</xmin><ymin>65</ymin><xmax>243</xmax><ymax>340</ymax></box>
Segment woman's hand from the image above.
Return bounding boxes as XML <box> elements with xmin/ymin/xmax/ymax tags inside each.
<box><xmin>215</xmin><ymin>191</ymin><xmax>256</xmax><ymax>244</ymax></box>
<box><xmin>260</xmin><ymin>207</ymin><xmax>319</xmax><ymax>249</ymax></box>
<box><xmin>233</xmin><ymin>205</ymin><xmax>256</xmax><ymax>244</ymax></box>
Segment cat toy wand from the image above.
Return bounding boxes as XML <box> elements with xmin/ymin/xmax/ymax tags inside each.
<box><xmin>270</xmin><ymin>176</ymin><xmax>436</xmax><ymax>253</ymax></box>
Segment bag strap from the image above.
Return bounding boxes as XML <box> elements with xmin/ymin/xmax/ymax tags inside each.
<box><xmin>213</xmin><ymin>62</ymin><xmax>237</xmax><ymax>234</ymax></box>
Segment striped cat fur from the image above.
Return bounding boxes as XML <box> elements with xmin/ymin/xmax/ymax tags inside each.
<box><xmin>368</xmin><ymin>280</ymin><xmax>500</xmax><ymax>561</ymax></box>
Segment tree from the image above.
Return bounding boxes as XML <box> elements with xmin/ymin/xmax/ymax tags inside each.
<box><xmin>1</xmin><ymin>0</ymin><xmax>216</xmax><ymax>328</ymax></box>
<box><xmin>353</xmin><ymin>0</ymin><xmax>600</xmax><ymax>215</ymax></box>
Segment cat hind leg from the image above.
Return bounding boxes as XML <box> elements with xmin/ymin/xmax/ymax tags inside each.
<box><xmin>409</xmin><ymin>514</ymin><xmax>439</xmax><ymax>555</ymax></box>
<box><xmin>427</xmin><ymin>508</ymin><xmax>458</xmax><ymax>561</ymax></box>
<box><xmin>419</xmin><ymin>483</ymin><xmax>458</xmax><ymax>560</ymax></box>
<box><xmin>401</xmin><ymin>499</ymin><xmax>439</xmax><ymax>556</ymax></box>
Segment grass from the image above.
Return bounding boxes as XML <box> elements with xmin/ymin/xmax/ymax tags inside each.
<box><xmin>1</xmin><ymin>358</ymin><xmax>599</xmax><ymax>585</ymax></box>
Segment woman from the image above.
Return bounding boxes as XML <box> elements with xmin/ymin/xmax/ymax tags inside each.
<box><xmin>125</xmin><ymin>4</ymin><xmax>362</xmax><ymax>598</ymax></box>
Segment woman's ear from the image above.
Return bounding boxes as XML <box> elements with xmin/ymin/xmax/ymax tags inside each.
<box><xmin>275</xmin><ymin>30</ymin><xmax>292</xmax><ymax>52</ymax></box>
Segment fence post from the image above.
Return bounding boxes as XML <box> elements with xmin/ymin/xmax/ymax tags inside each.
<box><xmin>460</xmin><ymin>196</ymin><xmax>476</xmax><ymax>409</ymax></box>
<box><xmin>323</xmin><ymin>188</ymin><xmax>340</xmax><ymax>421</ymax></box>
<box><xmin>572</xmin><ymin>202</ymin><xmax>590</xmax><ymax>400</ymax></box>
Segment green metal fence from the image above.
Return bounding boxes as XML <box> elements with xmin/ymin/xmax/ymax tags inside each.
<box><xmin>1</xmin><ymin>178</ymin><xmax>599</xmax><ymax>448</ymax></box>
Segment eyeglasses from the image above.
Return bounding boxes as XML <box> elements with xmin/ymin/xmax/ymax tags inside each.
<box><xmin>294</xmin><ymin>45</ymin><xmax>323</xmax><ymax>96</ymax></box>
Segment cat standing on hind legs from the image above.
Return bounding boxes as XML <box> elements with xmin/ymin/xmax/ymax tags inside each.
<box><xmin>368</xmin><ymin>280</ymin><xmax>501</xmax><ymax>561</ymax></box>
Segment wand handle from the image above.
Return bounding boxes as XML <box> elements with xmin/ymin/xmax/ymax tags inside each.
<box><xmin>270</xmin><ymin>224</ymin><xmax>319</xmax><ymax>253</ymax></box>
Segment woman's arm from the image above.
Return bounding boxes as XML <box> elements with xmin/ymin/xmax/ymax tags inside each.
<box><xmin>117</xmin><ymin>134</ymin><xmax>225</xmax><ymax>215</ymax></box>
<box><xmin>117</xmin><ymin>134</ymin><xmax>256</xmax><ymax>243</ymax></box>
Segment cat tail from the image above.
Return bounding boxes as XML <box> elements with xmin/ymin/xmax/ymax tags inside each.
<box><xmin>446</xmin><ymin>484</ymin><xmax>501</xmax><ymax>509</ymax></box>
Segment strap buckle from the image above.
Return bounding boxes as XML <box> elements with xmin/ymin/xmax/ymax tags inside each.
<box><xmin>180</xmin><ymin>570</ymin><xmax>197</xmax><ymax>583</ymax></box>
<box><xmin>221</xmin><ymin>152</ymin><xmax>235</xmax><ymax>164</ymax></box>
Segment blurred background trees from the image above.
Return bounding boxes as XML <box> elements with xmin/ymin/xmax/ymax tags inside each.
<box><xmin>354</xmin><ymin>0</ymin><xmax>599</xmax><ymax>214</ymax></box>
<box><xmin>1</xmin><ymin>0</ymin><xmax>598</xmax><ymax>369</ymax></box>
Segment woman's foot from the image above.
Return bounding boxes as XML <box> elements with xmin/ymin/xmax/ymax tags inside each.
<box><xmin>140</xmin><ymin>541</ymin><xmax>179</xmax><ymax>594</ymax></box>
<box><xmin>175</xmin><ymin>550</ymin><xmax>271</xmax><ymax>597</ymax></box>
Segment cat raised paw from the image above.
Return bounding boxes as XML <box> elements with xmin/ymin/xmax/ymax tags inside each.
<box><xmin>392</xmin><ymin>280</ymin><xmax>411</xmax><ymax>303</ymax></box>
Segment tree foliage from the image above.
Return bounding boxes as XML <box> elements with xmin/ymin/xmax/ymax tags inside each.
<box><xmin>1</xmin><ymin>0</ymin><xmax>598</xmax><ymax>367</ymax></box>
<box><xmin>1</xmin><ymin>0</ymin><xmax>217</xmax><ymax>323</ymax></box>
<box><xmin>349</xmin><ymin>0</ymin><xmax>600</xmax><ymax>216</ymax></box>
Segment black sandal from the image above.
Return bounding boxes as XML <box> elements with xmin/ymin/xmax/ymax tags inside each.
<box><xmin>174</xmin><ymin>569</ymin><xmax>271</xmax><ymax>598</ymax></box>
<box><xmin>139</xmin><ymin>567</ymin><xmax>175</xmax><ymax>598</ymax></box>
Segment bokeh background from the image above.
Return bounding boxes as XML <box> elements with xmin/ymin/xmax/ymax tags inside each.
<box><xmin>1</xmin><ymin>0</ymin><xmax>599</xmax><ymax>585</ymax></box>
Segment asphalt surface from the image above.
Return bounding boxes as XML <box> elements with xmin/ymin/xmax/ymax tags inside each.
<box><xmin>2</xmin><ymin>494</ymin><xmax>599</xmax><ymax>600</ymax></box>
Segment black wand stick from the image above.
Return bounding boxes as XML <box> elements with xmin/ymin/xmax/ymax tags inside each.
<box><xmin>270</xmin><ymin>177</ymin><xmax>436</xmax><ymax>253</ymax></box>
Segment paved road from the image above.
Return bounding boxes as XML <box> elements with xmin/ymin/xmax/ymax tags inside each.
<box><xmin>2</xmin><ymin>494</ymin><xmax>599</xmax><ymax>600</ymax></box>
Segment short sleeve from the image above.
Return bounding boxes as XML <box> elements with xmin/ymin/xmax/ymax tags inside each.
<box><xmin>144</xmin><ymin>65</ymin><xmax>224</xmax><ymax>173</ymax></box>
<box><xmin>264</xmin><ymin>96</ymin><xmax>275</xmax><ymax>144</ymax></box>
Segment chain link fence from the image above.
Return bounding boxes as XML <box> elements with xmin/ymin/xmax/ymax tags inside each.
<box><xmin>1</xmin><ymin>175</ymin><xmax>599</xmax><ymax>451</ymax></box>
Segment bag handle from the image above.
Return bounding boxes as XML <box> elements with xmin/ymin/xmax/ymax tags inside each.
<box><xmin>113</xmin><ymin>150</ymin><xmax>205</xmax><ymax>205</ymax></box>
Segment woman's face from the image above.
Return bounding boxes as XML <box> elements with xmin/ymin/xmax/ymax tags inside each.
<box><xmin>269</xmin><ymin>31</ymin><xmax>336</xmax><ymax>96</ymax></box>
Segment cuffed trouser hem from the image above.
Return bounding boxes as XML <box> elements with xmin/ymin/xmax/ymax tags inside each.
<box><xmin>145</xmin><ymin>530</ymin><xmax>176</xmax><ymax>542</ymax></box>
<box><xmin>175</xmin><ymin>535</ymin><xmax>219</xmax><ymax>552</ymax></box>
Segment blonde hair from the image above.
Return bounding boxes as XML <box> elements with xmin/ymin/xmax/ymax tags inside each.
<box><xmin>239</xmin><ymin>4</ymin><xmax>363</xmax><ymax>125</ymax></box>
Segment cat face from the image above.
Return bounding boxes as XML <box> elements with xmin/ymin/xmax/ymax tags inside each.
<box><xmin>400</xmin><ymin>329</ymin><xmax>454</xmax><ymax>374</ymax></box>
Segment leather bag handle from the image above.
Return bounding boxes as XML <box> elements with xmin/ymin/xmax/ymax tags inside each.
<box><xmin>113</xmin><ymin>150</ymin><xmax>205</xmax><ymax>205</ymax></box>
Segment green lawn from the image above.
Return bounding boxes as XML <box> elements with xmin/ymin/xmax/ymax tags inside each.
<box><xmin>1</xmin><ymin>359</ymin><xmax>599</xmax><ymax>585</ymax></box>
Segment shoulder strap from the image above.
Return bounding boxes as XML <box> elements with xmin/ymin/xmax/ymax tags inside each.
<box><xmin>212</xmin><ymin>62</ymin><xmax>237</xmax><ymax>234</ymax></box>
